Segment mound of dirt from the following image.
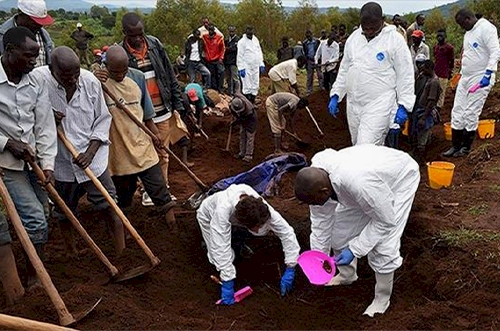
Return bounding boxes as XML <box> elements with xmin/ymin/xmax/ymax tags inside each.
<box><xmin>1</xmin><ymin>85</ymin><xmax>500</xmax><ymax>330</ymax></box>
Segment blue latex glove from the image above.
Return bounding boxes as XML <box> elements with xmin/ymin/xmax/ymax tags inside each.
<box><xmin>239</xmin><ymin>69</ymin><xmax>246</xmax><ymax>78</ymax></box>
<box><xmin>220</xmin><ymin>280</ymin><xmax>235</xmax><ymax>305</ymax></box>
<box><xmin>280</xmin><ymin>267</ymin><xmax>295</xmax><ymax>296</ymax></box>
<box><xmin>394</xmin><ymin>104</ymin><xmax>408</xmax><ymax>126</ymax></box>
<box><xmin>335</xmin><ymin>248</ymin><xmax>355</xmax><ymax>266</ymax></box>
<box><xmin>328</xmin><ymin>94</ymin><xmax>339</xmax><ymax>117</ymax></box>
<box><xmin>260</xmin><ymin>66</ymin><xmax>265</xmax><ymax>74</ymax></box>
<box><xmin>480</xmin><ymin>69</ymin><xmax>493</xmax><ymax>87</ymax></box>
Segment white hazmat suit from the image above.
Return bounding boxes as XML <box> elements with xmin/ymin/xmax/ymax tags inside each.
<box><xmin>452</xmin><ymin>18</ymin><xmax>500</xmax><ymax>132</ymax></box>
<box><xmin>330</xmin><ymin>25</ymin><xmax>415</xmax><ymax>145</ymax></box>
<box><xmin>237</xmin><ymin>35</ymin><xmax>264</xmax><ymax>97</ymax></box>
<box><xmin>309</xmin><ymin>146</ymin><xmax>420</xmax><ymax>316</ymax></box>
<box><xmin>196</xmin><ymin>184</ymin><xmax>300</xmax><ymax>282</ymax></box>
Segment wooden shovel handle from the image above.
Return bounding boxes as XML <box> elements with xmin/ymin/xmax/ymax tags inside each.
<box><xmin>305</xmin><ymin>106</ymin><xmax>324</xmax><ymax>136</ymax></box>
<box><xmin>56</xmin><ymin>128</ymin><xmax>160</xmax><ymax>267</ymax></box>
<box><xmin>0</xmin><ymin>176</ymin><xmax>76</xmax><ymax>326</ymax></box>
<box><xmin>101</xmin><ymin>83</ymin><xmax>209</xmax><ymax>192</ymax></box>
<box><xmin>224</xmin><ymin>125</ymin><xmax>232</xmax><ymax>151</ymax></box>
<box><xmin>27</xmin><ymin>160</ymin><xmax>118</xmax><ymax>277</ymax></box>
<box><xmin>0</xmin><ymin>313</ymin><xmax>79</xmax><ymax>331</ymax></box>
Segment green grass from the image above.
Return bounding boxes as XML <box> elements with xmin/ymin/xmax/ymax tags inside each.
<box><xmin>468</xmin><ymin>203</ymin><xmax>489</xmax><ymax>216</ymax></box>
<box><xmin>489</xmin><ymin>185</ymin><xmax>500</xmax><ymax>192</ymax></box>
<box><xmin>437</xmin><ymin>228</ymin><xmax>500</xmax><ymax>247</ymax></box>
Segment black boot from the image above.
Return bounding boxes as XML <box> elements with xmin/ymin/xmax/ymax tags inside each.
<box><xmin>442</xmin><ymin>129</ymin><xmax>463</xmax><ymax>157</ymax></box>
<box><xmin>455</xmin><ymin>130</ymin><xmax>476</xmax><ymax>157</ymax></box>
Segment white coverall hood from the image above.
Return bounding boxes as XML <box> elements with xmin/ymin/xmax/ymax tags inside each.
<box><xmin>196</xmin><ymin>184</ymin><xmax>300</xmax><ymax>281</ymax></box>
<box><xmin>237</xmin><ymin>35</ymin><xmax>264</xmax><ymax>96</ymax></box>
<box><xmin>330</xmin><ymin>24</ymin><xmax>416</xmax><ymax>145</ymax></box>
<box><xmin>308</xmin><ymin>146</ymin><xmax>420</xmax><ymax>274</ymax></box>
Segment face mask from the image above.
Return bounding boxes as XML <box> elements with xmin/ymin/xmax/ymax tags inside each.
<box><xmin>248</xmin><ymin>222</ymin><xmax>270</xmax><ymax>236</ymax></box>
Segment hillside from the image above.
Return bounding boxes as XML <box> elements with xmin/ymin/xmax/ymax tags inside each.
<box><xmin>0</xmin><ymin>0</ymin><xmax>464</xmax><ymax>15</ymax></box>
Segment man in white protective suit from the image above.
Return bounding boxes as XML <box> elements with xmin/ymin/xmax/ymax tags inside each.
<box><xmin>327</xmin><ymin>2</ymin><xmax>415</xmax><ymax>147</ymax></box>
<box><xmin>196</xmin><ymin>184</ymin><xmax>300</xmax><ymax>305</ymax></box>
<box><xmin>236</xmin><ymin>26</ymin><xmax>265</xmax><ymax>104</ymax></box>
<box><xmin>294</xmin><ymin>145</ymin><xmax>420</xmax><ymax>317</ymax></box>
<box><xmin>442</xmin><ymin>9</ymin><xmax>500</xmax><ymax>157</ymax></box>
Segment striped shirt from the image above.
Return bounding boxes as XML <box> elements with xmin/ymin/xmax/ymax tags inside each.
<box><xmin>35</xmin><ymin>32</ymin><xmax>46</xmax><ymax>67</ymax></box>
<box><xmin>126</xmin><ymin>40</ymin><xmax>171</xmax><ymax>123</ymax></box>
<box><xmin>32</xmin><ymin>66</ymin><xmax>111</xmax><ymax>183</ymax></box>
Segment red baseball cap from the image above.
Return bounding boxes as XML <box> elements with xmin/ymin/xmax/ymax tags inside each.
<box><xmin>411</xmin><ymin>30</ymin><xmax>424</xmax><ymax>39</ymax></box>
<box><xmin>187</xmin><ymin>89</ymin><xmax>199</xmax><ymax>102</ymax></box>
<box><xmin>18</xmin><ymin>0</ymin><xmax>54</xmax><ymax>26</ymax></box>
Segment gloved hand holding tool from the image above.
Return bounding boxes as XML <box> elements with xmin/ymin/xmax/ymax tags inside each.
<box><xmin>394</xmin><ymin>104</ymin><xmax>408</xmax><ymax>126</ymax></box>
<box><xmin>469</xmin><ymin>70</ymin><xmax>493</xmax><ymax>93</ymax></box>
<box><xmin>220</xmin><ymin>280</ymin><xmax>235</xmax><ymax>305</ymax></box>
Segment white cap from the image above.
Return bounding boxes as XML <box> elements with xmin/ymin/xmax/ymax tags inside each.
<box><xmin>76</xmin><ymin>22</ymin><xmax>82</xmax><ymax>28</ymax></box>
<box><xmin>18</xmin><ymin>0</ymin><xmax>54</xmax><ymax>26</ymax></box>
<box><xmin>415</xmin><ymin>54</ymin><xmax>427</xmax><ymax>63</ymax></box>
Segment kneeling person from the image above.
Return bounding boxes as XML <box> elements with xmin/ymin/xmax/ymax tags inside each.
<box><xmin>103</xmin><ymin>46</ymin><xmax>177</xmax><ymax>224</ymax></box>
<box><xmin>197</xmin><ymin>184</ymin><xmax>300</xmax><ymax>304</ymax></box>
<box><xmin>295</xmin><ymin>145</ymin><xmax>420</xmax><ymax>317</ymax></box>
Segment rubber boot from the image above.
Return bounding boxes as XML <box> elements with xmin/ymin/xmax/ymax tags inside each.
<box><xmin>442</xmin><ymin>129</ymin><xmax>463</xmax><ymax>157</ymax></box>
<box><xmin>182</xmin><ymin>145</ymin><xmax>194</xmax><ymax>167</ymax></box>
<box><xmin>325</xmin><ymin>257</ymin><xmax>358</xmax><ymax>286</ymax></box>
<box><xmin>24</xmin><ymin>243</ymin><xmax>44</xmax><ymax>289</ymax></box>
<box><xmin>0</xmin><ymin>244</ymin><xmax>25</xmax><ymax>305</ymax></box>
<box><xmin>363</xmin><ymin>272</ymin><xmax>394</xmax><ymax>317</ymax></box>
<box><xmin>273</xmin><ymin>134</ymin><xmax>283</xmax><ymax>154</ymax></box>
<box><xmin>454</xmin><ymin>130</ymin><xmax>475</xmax><ymax>157</ymax></box>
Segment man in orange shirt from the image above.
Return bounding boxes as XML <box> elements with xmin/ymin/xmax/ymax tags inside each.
<box><xmin>202</xmin><ymin>24</ymin><xmax>225</xmax><ymax>92</ymax></box>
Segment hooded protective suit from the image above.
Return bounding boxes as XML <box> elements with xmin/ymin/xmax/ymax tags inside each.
<box><xmin>237</xmin><ymin>35</ymin><xmax>264</xmax><ymax>97</ymax></box>
<box><xmin>197</xmin><ymin>184</ymin><xmax>300</xmax><ymax>282</ymax></box>
<box><xmin>452</xmin><ymin>18</ymin><xmax>500</xmax><ymax>132</ymax></box>
<box><xmin>330</xmin><ymin>25</ymin><xmax>415</xmax><ymax>145</ymax></box>
<box><xmin>309</xmin><ymin>146</ymin><xmax>419</xmax><ymax>274</ymax></box>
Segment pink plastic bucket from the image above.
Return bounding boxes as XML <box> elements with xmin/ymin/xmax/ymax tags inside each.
<box><xmin>297</xmin><ymin>250</ymin><xmax>336</xmax><ymax>285</ymax></box>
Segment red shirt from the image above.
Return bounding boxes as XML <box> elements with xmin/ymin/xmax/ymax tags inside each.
<box><xmin>202</xmin><ymin>33</ymin><xmax>225</xmax><ymax>62</ymax></box>
<box><xmin>433</xmin><ymin>43</ymin><xmax>455</xmax><ymax>79</ymax></box>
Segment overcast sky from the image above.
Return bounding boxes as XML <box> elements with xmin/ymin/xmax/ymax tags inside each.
<box><xmin>89</xmin><ymin>0</ymin><xmax>458</xmax><ymax>15</ymax></box>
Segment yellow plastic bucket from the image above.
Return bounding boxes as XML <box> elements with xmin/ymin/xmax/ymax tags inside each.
<box><xmin>477</xmin><ymin>119</ymin><xmax>495</xmax><ymax>139</ymax></box>
<box><xmin>443</xmin><ymin>122</ymin><xmax>452</xmax><ymax>141</ymax></box>
<box><xmin>402</xmin><ymin>121</ymin><xmax>409</xmax><ymax>136</ymax></box>
<box><xmin>427</xmin><ymin>162</ymin><xmax>455</xmax><ymax>189</ymax></box>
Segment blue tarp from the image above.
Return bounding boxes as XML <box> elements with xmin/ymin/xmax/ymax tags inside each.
<box><xmin>207</xmin><ymin>153</ymin><xmax>308</xmax><ymax>197</ymax></box>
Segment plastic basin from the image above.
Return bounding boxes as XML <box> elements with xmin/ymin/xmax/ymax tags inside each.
<box><xmin>297</xmin><ymin>250</ymin><xmax>336</xmax><ymax>285</ymax></box>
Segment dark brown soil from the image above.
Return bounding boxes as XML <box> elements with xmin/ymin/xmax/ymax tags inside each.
<box><xmin>1</xmin><ymin>85</ymin><xmax>500</xmax><ymax>330</ymax></box>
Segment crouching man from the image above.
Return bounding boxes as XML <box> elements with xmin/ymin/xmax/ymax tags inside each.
<box><xmin>197</xmin><ymin>184</ymin><xmax>300</xmax><ymax>304</ymax></box>
<box><xmin>294</xmin><ymin>145</ymin><xmax>420</xmax><ymax>317</ymax></box>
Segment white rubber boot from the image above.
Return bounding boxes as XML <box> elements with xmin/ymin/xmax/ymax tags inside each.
<box><xmin>325</xmin><ymin>257</ymin><xmax>358</xmax><ymax>286</ymax></box>
<box><xmin>363</xmin><ymin>272</ymin><xmax>394</xmax><ymax>317</ymax></box>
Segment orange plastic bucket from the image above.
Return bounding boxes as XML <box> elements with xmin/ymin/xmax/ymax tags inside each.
<box><xmin>477</xmin><ymin>119</ymin><xmax>495</xmax><ymax>139</ymax></box>
<box><xmin>427</xmin><ymin>162</ymin><xmax>455</xmax><ymax>189</ymax></box>
<box><xmin>443</xmin><ymin>122</ymin><xmax>452</xmax><ymax>141</ymax></box>
<box><xmin>402</xmin><ymin>121</ymin><xmax>409</xmax><ymax>136</ymax></box>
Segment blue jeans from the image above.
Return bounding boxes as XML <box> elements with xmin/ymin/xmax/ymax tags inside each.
<box><xmin>2</xmin><ymin>168</ymin><xmax>48</xmax><ymax>244</ymax></box>
<box><xmin>187</xmin><ymin>61</ymin><xmax>211</xmax><ymax>87</ymax></box>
